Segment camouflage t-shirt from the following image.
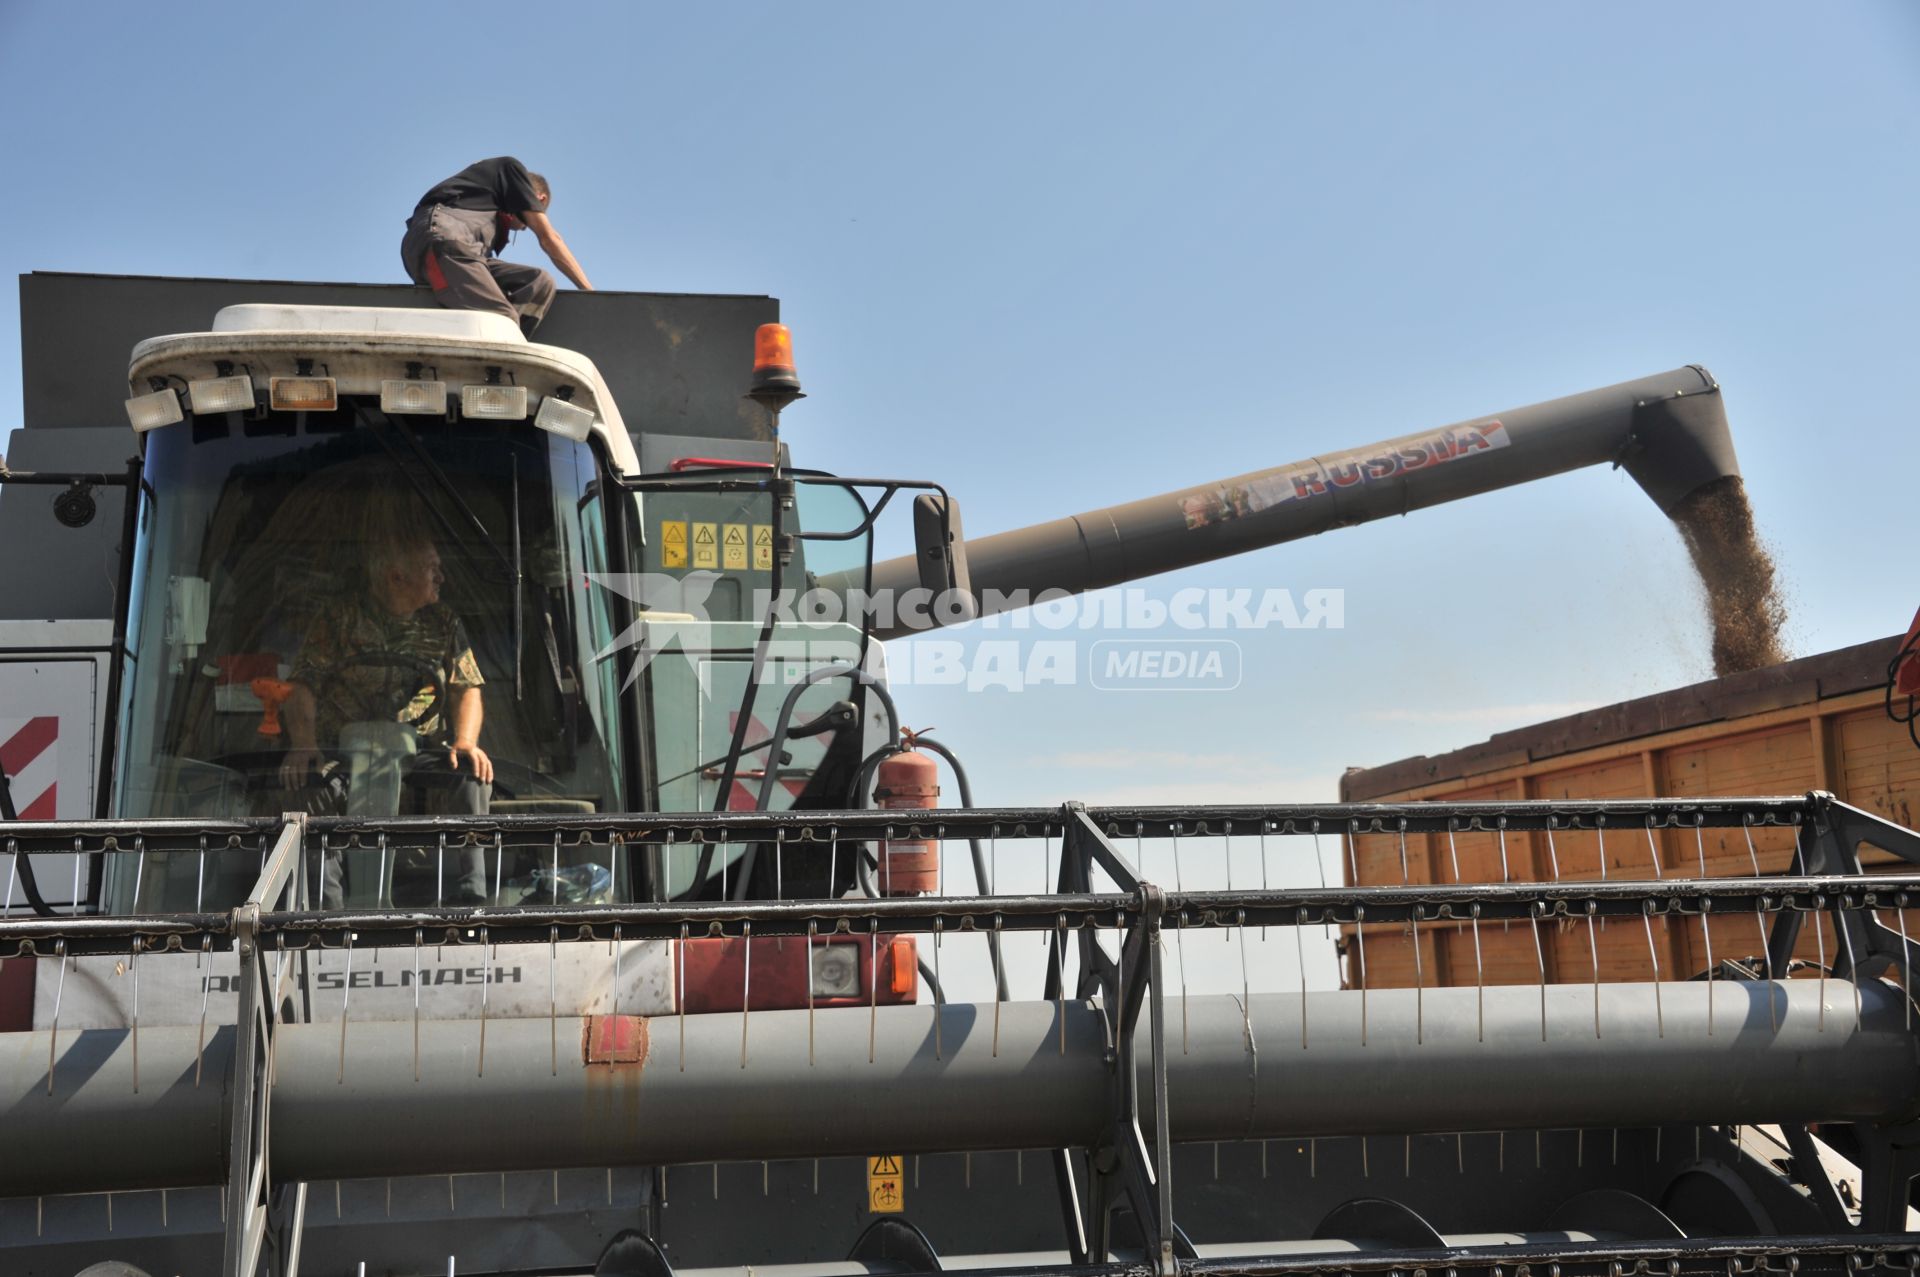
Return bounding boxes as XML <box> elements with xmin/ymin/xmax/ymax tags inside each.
<box><xmin>290</xmin><ymin>596</ymin><xmax>485</xmax><ymax>748</ymax></box>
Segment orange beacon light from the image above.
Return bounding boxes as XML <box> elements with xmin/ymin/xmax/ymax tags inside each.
<box><xmin>747</xmin><ymin>323</ymin><xmax>804</xmax><ymax>410</ymax></box>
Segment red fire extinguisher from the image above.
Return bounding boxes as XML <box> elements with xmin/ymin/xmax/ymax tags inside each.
<box><xmin>873</xmin><ymin>730</ymin><xmax>940</xmax><ymax>895</ymax></box>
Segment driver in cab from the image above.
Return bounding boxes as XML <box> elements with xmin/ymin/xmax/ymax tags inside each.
<box><xmin>278</xmin><ymin>534</ymin><xmax>494</xmax><ymax>822</ymax></box>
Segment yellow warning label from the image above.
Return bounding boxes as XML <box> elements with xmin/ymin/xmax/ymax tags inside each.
<box><xmin>753</xmin><ymin>523</ymin><xmax>773</xmax><ymax>570</ymax></box>
<box><xmin>867</xmin><ymin>1155</ymin><xmax>904</xmax><ymax>1214</ymax></box>
<box><xmin>722</xmin><ymin>522</ymin><xmax>748</xmax><ymax>571</ymax></box>
<box><xmin>660</xmin><ymin>521</ymin><xmax>688</xmax><ymax>569</ymax></box>
<box><xmin>692</xmin><ymin>522</ymin><xmax>718</xmax><ymax>570</ymax></box>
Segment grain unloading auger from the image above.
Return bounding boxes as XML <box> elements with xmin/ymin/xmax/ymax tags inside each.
<box><xmin>6</xmin><ymin>795</ymin><xmax>1920</xmax><ymax>1277</ymax></box>
<box><xmin>864</xmin><ymin>365</ymin><xmax>1736</xmax><ymax>632</ymax></box>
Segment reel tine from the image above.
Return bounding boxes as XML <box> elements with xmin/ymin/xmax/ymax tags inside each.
<box><xmin>1413</xmin><ymin>903</ymin><xmax>1425</xmax><ymax>1045</ymax></box>
<box><xmin>1813</xmin><ymin>898</ymin><xmax>1828</xmax><ymax>1033</ymax></box>
<box><xmin>413</xmin><ymin>926</ymin><xmax>424</xmax><ymax>1083</ymax></box>
<box><xmin>992</xmin><ymin>915</ymin><xmax>1003</xmax><ymax>1058</ymax></box>
<box><xmin>1644</xmin><ymin>816</ymin><xmax>1664</xmax><ymax>880</ymax></box>
<box><xmin>46</xmin><ymin>942</ymin><xmax>66</xmax><ymax>1095</ymax></box>
<box><xmin>743</xmin><ymin>921</ymin><xmax>755</xmax><ymax>1069</ymax></box>
<box><xmin>1177</xmin><ymin>910</ymin><xmax>1191</xmax><ymax>1055</ymax></box>
<box><xmin>1055</xmin><ymin>912</ymin><xmax>1068</xmax><ymax>1055</ymax></box>
<box><xmin>196</xmin><ymin>934</ymin><xmax>211</xmax><ymax>1087</ymax></box>
<box><xmin>130</xmin><ymin>936</ymin><xmax>141</xmax><ymax>1094</ymax></box>
<box><xmin>612</xmin><ymin>922</ymin><xmax>622</xmax><ymax>1020</ymax></box>
<box><xmin>1261</xmin><ymin>824</ymin><xmax>1273</xmax><ymax>941</ymax></box>
<box><xmin>1642</xmin><ymin>900</ymin><xmax>1664</xmax><ymax>1038</ymax></box>
<box><xmin>550</xmin><ymin>925</ymin><xmax>560</xmax><ymax>1077</ymax></box>
<box><xmin>932</xmin><ymin>917</ymin><xmax>943</xmax><ymax>1061</ymax></box>
<box><xmin>1311</xmin><ymin>819</ymin><xmax>1330</xmax><ymax>941</ymax></box>
<box><xmin>1355</xmin><ymin>903</ymin><xmax>1368</xmax><ymax>1047</ymax></box>
<box><xmin>1702</xmin><ymin>899</ymin><xmax>1716</xmax><ymax>1036</ymax></box>
<box><xmin>1545</xmin><ymin>816</ymin><xmax>1562</xmax><ymax>881</ymax></box>
<box><xmin>1586</xmin><ymin>900</ymin><xmax>1601</xmax><ymax>1039</ymax></box>
<box><xmin>1497</xmin><ymin>817</ymin><xmax>1512</xmax><ymax>933</ymax></box>
<box><xmin>1223</xmin><ymin>829</ymin><xmax>1234</xmax><ymax>944</ymax></box>
<box><xmin>1838</xmin><ymin>895</ymin><xmax>1864</xmax><ymax>1028</ymax></box>
<box><xmin>478</xmin><ymin>928</ymin><xmax>490</xmax><ymax>1078</ymax></box>
<box><xmin>338</xmin><ymin>939</ymin><xmax>352</xmax><ymax>1084</ymax></box>
<box><xmin>1742</xmin><ymin>818</ymin><xmax>1776</xmax><ymax>1009</ymax></box>
<box><xmin>679</xmin><ymin>921</ymin><xmax>689</xmax><ymax>1072</ymax></box>
<box><xmin>1897</xmin><ymin>897</ymin><xmax>1913</xmax><ymax>1031</ymax></box>
<box><xmin>1235</xmin><ymin>909</ymin><xmax>1254</xmax><ymax>1071</ymax></box>
<box><xmin>867</xmin><ymin>918</ymin><xmax>878</xmax><ymax>1065</ymax></box>
<box><xmin>1531</xmin><ymin>901</ymin><xmax>1548</xmax><ymax>1043</ymax></box>
<box><xmin>1471</xmin><ymin>902</ymin><xmax>1485</xmax><ymax>1042</ymax></box>
<box><xmin>1296</xmin><ymin>907</ymin><xmax>1309</xmax><ymax>1050</ymax></box>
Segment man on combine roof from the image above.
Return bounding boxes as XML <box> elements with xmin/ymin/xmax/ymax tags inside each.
<box><xmin>401</xmin><ymin>156</ymin><xmax>593</xmax><ymax>337</ymax></box>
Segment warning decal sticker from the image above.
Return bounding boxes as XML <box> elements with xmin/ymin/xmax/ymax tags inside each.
<box><xmin>867</xmin><ymin>1155</ymin><xmax>904</xmax><ymax>1213</ymax></box>
<box><xmin>722</xmin><ymin>523</ymin><xmax>748</xmax><ymax>571</ymax></box>
<box><xmin>692</xmin><ymin>523</ymin><xmax>718</xmax><ymax>570</ymax></box>
<box><xmin>660</xmin><ymin>521</ymin><xmax>688</xmax><ymax>569</ymax></box>
<box><xmin>752</xmin><ymin>524</ymin><xmax>773</xmax><ymax>570</ymax></box>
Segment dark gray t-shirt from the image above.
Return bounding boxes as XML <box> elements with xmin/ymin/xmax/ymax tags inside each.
<box><xmin>414</xmin><ymin>157</ymin><xmax>544</xmax><ymax>218</ymax></box>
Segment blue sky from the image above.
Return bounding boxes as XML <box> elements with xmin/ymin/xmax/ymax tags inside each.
<box><xmin>3</xmin><ymin>2</ymin><xmax>1915</xmax><ymax>992</ymax></box>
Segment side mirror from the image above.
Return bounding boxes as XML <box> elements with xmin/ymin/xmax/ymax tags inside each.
<box><xmin>911</xmin><ymin>494</ymin><xmax>975</xmax><ymax>624</ymax></box>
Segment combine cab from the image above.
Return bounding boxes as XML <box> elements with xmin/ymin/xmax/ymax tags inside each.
<box><xmin>2</xmin><ymin>274</ymin><xmax>1917</xmax><ymax>1276</ymax></box>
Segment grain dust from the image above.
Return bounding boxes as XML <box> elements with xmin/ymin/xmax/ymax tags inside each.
<box><xmin>1670</xmin><ymin>476</ymin><xmax>1788</xmax><ymax>676</ymax></box>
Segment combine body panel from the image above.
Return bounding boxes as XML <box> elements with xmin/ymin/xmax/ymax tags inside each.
<box><xmin>1</xmin><ymin>273</ymin><xmax>1917</xmax><ymax>1277</ymax></box>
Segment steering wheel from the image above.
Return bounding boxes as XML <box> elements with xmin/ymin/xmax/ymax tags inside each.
<box><xmin>325</xmin><ymin>648</ymin><xmax>448</xmax><ymax>734</ymax></box>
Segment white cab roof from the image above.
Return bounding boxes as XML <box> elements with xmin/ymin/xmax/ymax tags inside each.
<box><xmin>213</xmin><ymin>303</ymin><xmax>525</xmax><ymax>345</ymax></box>
<box><xmin>129</xmin><ymin>304</ymin><xmax>642</xmax><ymax>475</ymax></box>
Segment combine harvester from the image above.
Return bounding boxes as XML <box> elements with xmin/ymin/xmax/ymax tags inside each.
<box><xmin>1</xmin><ymin>274</ymin><xmax>1917</xmax><ymax>1275</ymax></box>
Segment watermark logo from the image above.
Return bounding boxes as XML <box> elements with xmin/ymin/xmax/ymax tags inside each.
<box><xmin>1090</xmin><ymin>639</ymin><xmax>1242</xmax><ymax>692</ymax></box>
<box><xmin>586</xmin><ymin>577</ymin><xmax>1340</xmax><ymax>694</ymax></box>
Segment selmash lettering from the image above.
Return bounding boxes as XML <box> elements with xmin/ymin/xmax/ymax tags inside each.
<box><xmin>198</xmin><ymin>966</ymin><xmax>526</xmax><ymax>994</ymax></box>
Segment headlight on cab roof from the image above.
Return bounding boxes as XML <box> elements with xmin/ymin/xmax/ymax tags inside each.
<box><xmin>187</xmin><ymin>374</ymin><xmax>255</xmax><ymax>415</ymax></box>
<box><xmin>125</xmin><ymin>388</ymin><xmax>183</xmax><ymax>432</ymax></box>
<box><xmin>269</xmin><ymin>376</ymin><xmax>337</xmax><ymax>412</ymax></box>
<box><xmin>461</xmin><ymin>384</ymin><xmax>529</xmax><ymax>420</ymax></box>
<box><xmin>381</xmin><ymin>379</ymin><xmax>449</xmax><ymax>416</ymax></box>
<box><xmin>534</xmin><ymin>393</ymin><xmax>595</xmax><ymax>442</ymax></box>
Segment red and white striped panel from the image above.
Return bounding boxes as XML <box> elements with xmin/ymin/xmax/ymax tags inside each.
<box><xmin>0</xmin><ymin>716</ymin><xmax>57</xmax><ymax>819</ymax></box>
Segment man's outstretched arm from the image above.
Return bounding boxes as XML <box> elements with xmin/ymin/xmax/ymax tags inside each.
<box><xmin>520</xmin><ymin>209</ymin><xmax>593</xmax><ymax>291</ymax></box>
<box><xmin>278</xmin><ymin>684</ymin><xmax>321</xmax><ymax>789</ymax></box>
<box><xmin>448</xmin><ymin>686</ymin><xmax>494</xmax><ymax>784</ymax></box>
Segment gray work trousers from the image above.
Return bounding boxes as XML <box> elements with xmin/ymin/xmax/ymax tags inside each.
<box><xmin>401</xmin><ymin>204</ymin><xmax>556</xmax><ymax>334</ymax></box>
<box><xmin>313</xmin><ymin>751</ymin><xmax>492</xmax><ymax>907</ymax></box>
